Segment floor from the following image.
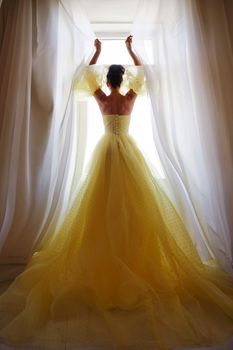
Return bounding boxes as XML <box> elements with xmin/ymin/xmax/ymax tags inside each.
<box><xmin>0</xmin><ymin>280</ymin><xmax>233</xmax><ymax>350</ymax></box>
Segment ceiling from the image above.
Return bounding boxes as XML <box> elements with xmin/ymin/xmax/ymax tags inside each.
<box><xmin>80</xmin><ymin>0</ymin><xmax>139</xmax><ymax>37</ymax></box>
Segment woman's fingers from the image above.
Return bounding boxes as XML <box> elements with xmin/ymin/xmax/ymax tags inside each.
<box><xmin>125</xmin><ymin>35</ymin><xmax>133</xmax><ymax>42</ymax></box>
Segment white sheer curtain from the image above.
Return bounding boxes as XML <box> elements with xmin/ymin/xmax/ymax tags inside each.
<box><xmin>132</xmin><ymin>0</ymin><xmax>233</xmax><ymax>272</ymax></box>
<box><xmin>0</xmin><ymin>0</ymin><xmax>94</xmax><ymax>278</ymax></box>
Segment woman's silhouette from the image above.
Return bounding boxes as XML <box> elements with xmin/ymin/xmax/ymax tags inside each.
<box><xmin>89</xmin><ymin>36</ymin><xmax>140</xmax><ymax>117</ymax></box>
<box><xmin>1</xmin><ymin>36</ymin><xmax>233</xmax><ymax>350</ymax></box>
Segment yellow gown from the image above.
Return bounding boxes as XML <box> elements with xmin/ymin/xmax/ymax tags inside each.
<box><xmin>1</xmin><ymin>65</ymin><xmax>233</xmax><ymax>350</ymax></box>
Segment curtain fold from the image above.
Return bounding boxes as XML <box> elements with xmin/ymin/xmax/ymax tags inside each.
<box><xmin>0</xmin><ymin>0</ymin><xmax>94</xmax><ymax>275</ymax></box>
<box><xmin>132</xmin><ymin>0</ymin><xmax>233</xmax><ymax>272</ymax></box>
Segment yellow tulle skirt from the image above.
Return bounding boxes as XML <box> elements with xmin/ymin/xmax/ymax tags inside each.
<box><xmin>1</xmin><ymin>131</ymin><xmax>233</xmax><ymax>350</ymax></box>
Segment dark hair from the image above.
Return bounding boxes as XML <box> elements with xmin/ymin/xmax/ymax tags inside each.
<box><xmin>106</xmin><ymin>64</ymin><xmax>125</xmax><ymax>88</ymax></box>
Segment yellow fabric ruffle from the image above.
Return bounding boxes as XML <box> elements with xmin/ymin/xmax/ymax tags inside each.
<box><xmin>73</xmin><ymin>64</ymin><xmax>146</xmax><ymax>99</ymax></box>
<box><xmin>121</xmin><ymin>65</ymin><xmax>146</xmax><ymax>95</ymax></box>
<box><xmin>73</xmin><ymin>65</ymin><xmax>105</xmax><ymax>99</ymax></box>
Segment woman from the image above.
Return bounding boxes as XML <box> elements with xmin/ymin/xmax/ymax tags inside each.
<box><xmin>88</xmin><ymin>36</ymin><xmax>141</xmax><ymax>116</ymax></box>
<box><xmin>0</xmin><ymin>35</ymin><xmax>233</xmax><ymax>350</ymax></box>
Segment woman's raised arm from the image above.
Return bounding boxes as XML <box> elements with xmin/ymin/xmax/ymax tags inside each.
<box><xmin>89</xmin><ymin>39</ymin><xmax>102</xmax><ymax>65</ymax></box>
<box><xmin>125</xmin><ymin>35</ymin><xmax>141</xmax><ymax>66</ymax></box>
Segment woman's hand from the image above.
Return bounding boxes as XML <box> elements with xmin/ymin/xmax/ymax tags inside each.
<box><xmin>94</xmin><ymin>38</ymin><xmax>102</xmax><ymax>53</ymax></box>
<box><xmin>125</xmin><ymin>35</ymin><xmax>133</xmax><ymax>52</ymax></box>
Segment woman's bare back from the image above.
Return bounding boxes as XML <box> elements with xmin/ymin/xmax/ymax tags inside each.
<box><xmin>93</xmin><ymin>89</ymin><xmax>137</xmax><ymax>116</ymax></box>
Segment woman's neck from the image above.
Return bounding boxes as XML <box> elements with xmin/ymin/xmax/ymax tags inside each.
<box><xmin>109</xmin><ymin>88</ymin><xmax>120</xmax><ymax>95</ymax></box>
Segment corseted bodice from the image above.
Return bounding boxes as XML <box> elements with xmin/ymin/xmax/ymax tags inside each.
<box><xmin>102</xmin><ymin>115</ymin><xmax>130</xmax><ymax>136</ymax></box>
